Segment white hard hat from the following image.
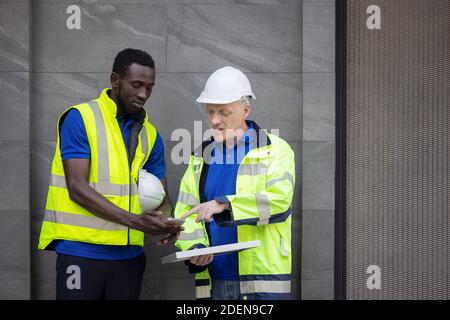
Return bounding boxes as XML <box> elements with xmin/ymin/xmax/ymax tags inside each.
<box><xmin>137</xmin><ymin>169</ymin><xmax>166</xmax><ymax>213</ymax></box>
<box><xmin>196</xmin><ymin>66</ymin><xmax>256</xmax><ymax>104</ymax></box>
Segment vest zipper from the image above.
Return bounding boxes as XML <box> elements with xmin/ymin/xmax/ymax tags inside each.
<box><xmin>125</xmin><ymin>129</ymin><xmax>133</xmax><ymax>246</ymax></box>
<box><xmin>128</xmin><ymin>178</ymin><xmax>131</xmax><ymax>244</ymax></box>
<box><xmin>124</xmin><ymin>113</ymin><xmax>145</xmax><ymax>246</ymax></box>
<box><xmin>127</xmin><ymin>150</ymin><xmax>131</xmax><ymax>245</ymax></box>
<box><xmin>126</xmin><ymin>123</ymin><xmax>145</xmax><ymax>245</ymax></box>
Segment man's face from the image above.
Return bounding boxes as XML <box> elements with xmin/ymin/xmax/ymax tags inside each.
<box><xmin>207</xmin><ymin>101</ymin><xmax>251</xmax><ymax>143</ymax></box>
<box><xmin>113</xmin><ymin>63</ymin><xmax>155</xmax><ymax>116</ymax></box>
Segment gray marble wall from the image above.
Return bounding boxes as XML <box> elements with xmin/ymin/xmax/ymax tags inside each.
<box><xmin>0</xmin><ymin>0</ymin><xmax>30</xmax><ymax>299</ymax></box>
<box><xmin>0</xmin><ymin>0</ymin><xmax>336</xmax><ymax>300</ymax></box>
<box><xmin>302</xmin><ymin>0</ymin><xmax>335</xmax><ymax>300</ymax></box>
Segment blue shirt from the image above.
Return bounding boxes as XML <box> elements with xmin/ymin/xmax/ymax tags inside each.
<box><xmin>56</xmin><ymin>108</ymin><xmax>166</xmax><ymax>260</ymax></box>
<box><xmin>204</xmin><ymin>121</ymin><xmax>255</xmax><ymax>280</ymax></box>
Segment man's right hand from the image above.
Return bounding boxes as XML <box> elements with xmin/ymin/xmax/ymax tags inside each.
<box><xmin>190</xmin><ymin>254</ymin><xmax>213</xmax><ymax>266</ymax></box>
<box><xmin>132</xmin><ymin>211</ymin><xmax>183</xmax><ymax>235</ymax></box>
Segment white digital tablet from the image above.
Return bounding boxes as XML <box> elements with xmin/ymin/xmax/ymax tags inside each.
<box><xmin>161</xmin><ymin>240</ymin><xmax>261</xmax><ymax>264</ymax></box>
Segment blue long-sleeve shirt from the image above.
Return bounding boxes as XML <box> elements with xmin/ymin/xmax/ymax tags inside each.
<box><xmin>204</xmin><ymin>121</ymin><xmax>255</xmax><ymax>280</ymax></box>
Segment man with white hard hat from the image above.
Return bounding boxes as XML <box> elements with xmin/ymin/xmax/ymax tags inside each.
<box><xmin>174</xmin><ymin>66</ymin><xmax>296</xmax><ymax>300</ymax></box>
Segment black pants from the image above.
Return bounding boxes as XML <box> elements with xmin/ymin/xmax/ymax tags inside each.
<box><xmin>56</xmin><ymin>253</ymin><xmax>146</xmax><ymax>300</ymax></box>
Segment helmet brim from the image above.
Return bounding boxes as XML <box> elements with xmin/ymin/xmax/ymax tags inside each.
<box><xmin>196</xmin><ymin>93</ymin><xmax>256</xmax><ymax>104</ymax></box>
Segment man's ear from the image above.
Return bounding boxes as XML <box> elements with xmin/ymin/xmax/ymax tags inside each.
<box><xmin>110</xmin><ymin>72</ymin><xmax>119</xmax><ymax>90</ymax></box>
<box><xmin>243</xmin><ymin>105</ymin><xmax>252</xmax><ymax>119</ymax></box>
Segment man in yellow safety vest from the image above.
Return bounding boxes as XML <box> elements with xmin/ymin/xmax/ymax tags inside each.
<box><xmin>38</xmin><ymin>48</ymin><xmax>182</xmax><ymax>300</ymax></box>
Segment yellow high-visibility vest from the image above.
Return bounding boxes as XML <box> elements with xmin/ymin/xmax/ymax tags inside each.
<box><xmin>38</xmin><ymin>88</ymin><xmax>157</xmax><ymax>250</ymax></box>
<box><xmin>174</xmin><ymin>123</ymin><xmax>295</xmax><ymax>299</ymax></box>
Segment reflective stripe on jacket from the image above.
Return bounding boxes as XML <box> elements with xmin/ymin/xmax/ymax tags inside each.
<box><xmin>174</xmin><ymin>123</ymin><xmax>295</xmax><ymax>299</ymax></box>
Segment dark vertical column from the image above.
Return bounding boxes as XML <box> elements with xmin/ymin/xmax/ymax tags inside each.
<box><xmin>335</xmin><ymin>0</ymin><xmax>347</xmax><ymax>301</ymax></box>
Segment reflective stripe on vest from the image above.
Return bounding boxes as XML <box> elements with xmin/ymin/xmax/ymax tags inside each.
<box><xmin>88</xmin><ymin>101</ymin><xmax>110</xmax><ymax>184</ymax></box>
<box><xmin>178</xmin><ymin>228</ymin><xmax>205</xmax><ymax>241</ymax></box>
<box><xmin>177</xmin><ymin>191</ymin><xmax>200</xmax><ymax>207</ymax></box>
<box><xmin>240</xmin><ymin>280</ymin><xmax>291</xmax><ymax>294</ymax></box>
<box><xmin>195</xmin><ymin>285</ymin><xmax>211</xmax><ymax>299</ymax></box>
<box><xmin>44</xmin><ymin>210</ymin><xmax>128</xmax><ymax>231</ymax></box>
<box><xmin>88</xmin><ymin>100</ymin><xmax>149</xmax><ymax>188</ymax></box>
<box><xmin>50</xmin><ymin>174</ymin><xmax>138</xmax><ymax>196</ymax></box>
<box><xmin>140</xmin><ymin>125</ymin><xmax>148</xmax><ymax>160</ymax></box>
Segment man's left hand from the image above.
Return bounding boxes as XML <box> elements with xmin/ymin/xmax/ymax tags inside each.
<box><xmin>181</xmin><ymin>200</ymin><xmax>229</xmax><ymax>223</ymax></box>
<box><xmin>156</xmin><ymin>231</ymin><xmax>180</xmax><ymax>245</ymax></box>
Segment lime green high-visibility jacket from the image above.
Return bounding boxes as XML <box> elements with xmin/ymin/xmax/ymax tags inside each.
<box><xmin>174</xmin><ymin>122</ymin><xmax>295</xmax><ymax>300</ymax></box>
<box><xmin>38</xmin><ymin>88</ymin><xmax>157</xmax><ymax>250</ymax></box>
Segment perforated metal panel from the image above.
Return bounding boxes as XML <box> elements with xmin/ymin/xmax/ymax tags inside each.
<box><xmin>346</xmin><ymin>0</ymin><xmax>450</xmax><ymax>299</ymax></box>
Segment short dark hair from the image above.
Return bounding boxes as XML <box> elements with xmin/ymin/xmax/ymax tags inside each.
<box><xmin>112</xmin><ymin>48</ymin><xmax>155</xmax><ymax>76</ymax></box>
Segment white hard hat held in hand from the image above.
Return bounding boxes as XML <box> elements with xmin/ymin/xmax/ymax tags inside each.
<box><xmin>137</xmin><ymin>169</ymin><xmax>166</xmax><ymax>213</ymax></box>
<box><xmin>196</xmin><ymin>66</ymin><xmax>256</xmax><ymax>104</ymax></box>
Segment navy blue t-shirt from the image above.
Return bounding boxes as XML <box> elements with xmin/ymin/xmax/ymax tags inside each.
<box><xmin>204</xmin><ymin>122</ymin><xmax>254</xmax><ymax>280</ymax></box>
<box><xmin>56</xmin><ymin>108</ymin><xmax>166</xmax><ymax>260</ymax></box>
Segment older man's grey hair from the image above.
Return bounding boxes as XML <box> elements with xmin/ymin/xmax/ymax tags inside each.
<box><xmin>240</xmin><ymin>95</ymin><xmax>253</xmax><ymax>107</ymax></box>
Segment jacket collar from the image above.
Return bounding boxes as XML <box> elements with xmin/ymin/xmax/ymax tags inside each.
<box><xmin>192</xmin><ymin>120</ymin><xmax>272</xmax><ymax>159</ymax></box>
<box><xmin>98</xmin><ymin>88</ymin><xmax>147</xmax><ymax>124</ymax></box>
